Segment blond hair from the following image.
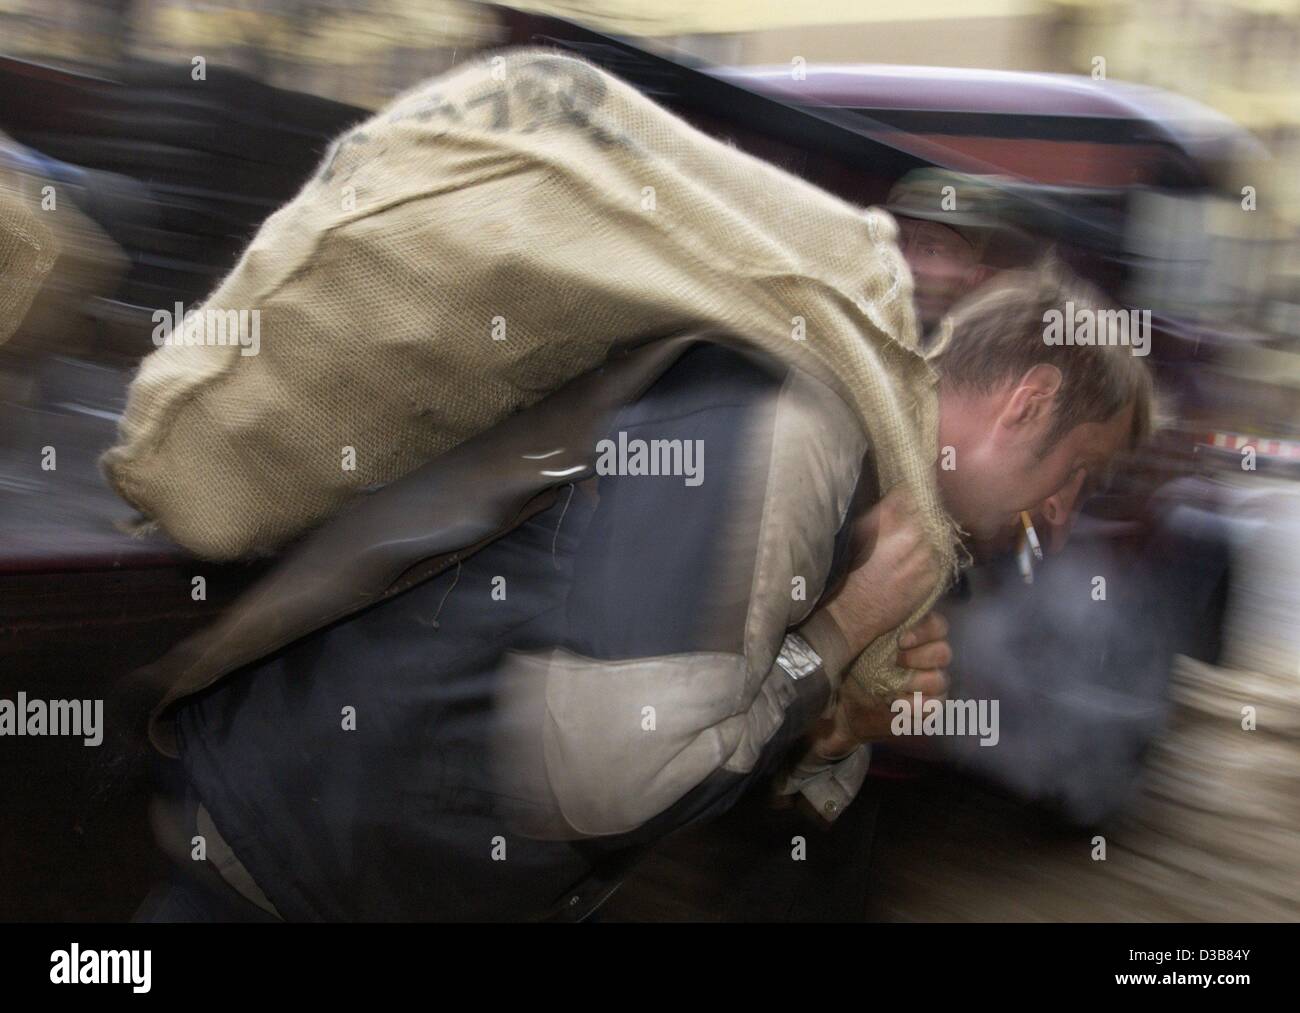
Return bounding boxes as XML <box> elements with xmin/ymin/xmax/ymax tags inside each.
<box><xmin>930</xmin><ymin>260</ymin><xmax>1155</xmax><ymax>453</ymax></box>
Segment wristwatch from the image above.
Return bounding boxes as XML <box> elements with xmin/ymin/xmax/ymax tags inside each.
<box><xmin>775</xmin><ymin>632</ymin><xmax>822</xmax><ymax>681</ymax></box>
<box><xmin>778</xmin><ymin>631</ymin><xmax>858</xmax><ymax>760</ymax></box>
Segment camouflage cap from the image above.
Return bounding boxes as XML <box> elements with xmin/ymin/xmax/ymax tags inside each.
<box><xmin>885</xmin><ymin>167</ymin><xmax>1034</xmax><ymax>262</ymax></box>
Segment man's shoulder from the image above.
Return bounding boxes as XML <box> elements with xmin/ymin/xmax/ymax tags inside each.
<box><xmin>620</xmin><ymin>339</ymin><xmax>868</xmax><ymax>451</ymax></box>
<box><xmin>624</xmin><ymin>341</ymin><xmax>789</xmax><ymax>421</ymax></box>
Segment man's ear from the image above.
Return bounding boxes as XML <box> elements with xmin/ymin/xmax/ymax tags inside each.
<box><xmin>998</xmin><ymin>363</ymin><xmax>1062</xmax><ymax>431</ymax></box>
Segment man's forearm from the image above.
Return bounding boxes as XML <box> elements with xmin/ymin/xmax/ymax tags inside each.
<box><xmin>770</xmin><ymin>610</ymin><xmax>873</xmax><ymax>823</ymax></box>
<box><xmin>797</xmin><ymin>607</ymin><xmax>857</xmax><ymax>690</ymax></box>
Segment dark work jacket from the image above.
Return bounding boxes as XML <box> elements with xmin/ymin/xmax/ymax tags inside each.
<box><xmin>164</xmin><ymin>339</ymin><xmax>870</xmax><ymax>920</ymax></box>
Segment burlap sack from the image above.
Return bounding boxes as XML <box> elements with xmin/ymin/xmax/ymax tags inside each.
<box><xmin>103</xmin><ymin>48</ymin><xmax>959</xmax><ymax>694</ymax></box>
<box><xmin>0</xmin><ymin>146</ymin><xmax>60</xmax><ymax>345</ymax></box>
<box><xmin>0</xmin><ymin>135</ymin><xmax>128</xmax><ymax>358</ymax></box>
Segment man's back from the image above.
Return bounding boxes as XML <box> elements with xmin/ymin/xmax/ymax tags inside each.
<box><xmin>161</xmin><ymin>343</ymin><xmax>873</xmax><ymax>920</ymax></box>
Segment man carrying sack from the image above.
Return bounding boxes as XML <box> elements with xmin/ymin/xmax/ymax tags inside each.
<box><xmin>105</xmin><ymin>52</ymin><xmax>1152</xmax><ymax>920</ymax></box>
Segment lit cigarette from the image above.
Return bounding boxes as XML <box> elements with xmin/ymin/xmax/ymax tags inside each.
<box><xmin>1019</xmin><ymin>511</ymin><xmax>1043</xmax><ymax>561</ymax></box>
<box><xmin>1015</xmin><ymin>511</ymin><xmax>1041</xmax><ymax>586</ymax></box>
<box><xmin>1016</xmin><ymin>528</ymin><xmax>1034</xmax><ymax>584</ymax></box>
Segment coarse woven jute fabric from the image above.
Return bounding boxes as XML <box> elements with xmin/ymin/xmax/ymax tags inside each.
<box><xmin>0</xmin><ymin>146</ymin><xmax>60</xmax><ymax>345</ymax></box>
<box><xmin>102</xmin><ymin>48</ymin><xmax>959</xmax><ymax>695</ymax></box>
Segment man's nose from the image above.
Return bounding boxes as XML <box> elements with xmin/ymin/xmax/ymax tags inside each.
<box><xmin>1039</xmin><ymin>469</ymin><xmax>1087</xmax><ymax>552</ymax></box>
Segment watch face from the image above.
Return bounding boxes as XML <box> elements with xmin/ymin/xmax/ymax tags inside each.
<box><xmin>777</xmin><ymin>633</ymin><xmax>822</xmax><ymax>680</ymax></box>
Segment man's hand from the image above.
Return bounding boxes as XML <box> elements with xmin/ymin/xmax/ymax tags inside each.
<box><xmin>807</xmin><ymin>611</ymin><xmax>951</xmax><ymax>761</ymax></box>
<box><xmin>822</xmin><ymin>485</ymin><xmax>942</xmax><ymax>659</ymax></box>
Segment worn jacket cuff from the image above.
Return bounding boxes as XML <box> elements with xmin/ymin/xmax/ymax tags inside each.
<box><xmin>775</xmin><ymin>744</ymin><xmax>872</xmax><ymax>823</ymax></box>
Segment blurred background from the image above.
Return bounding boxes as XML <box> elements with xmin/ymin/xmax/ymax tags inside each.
<box><xmin>2</xmin><ymin>0</ymin><xmax>1297</xmax><ymax>414</ymax></box>
<box><xmin>1</xmin><ymin>1</ymin><xmax>1297</xmax><ymax>921</ymax></box>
